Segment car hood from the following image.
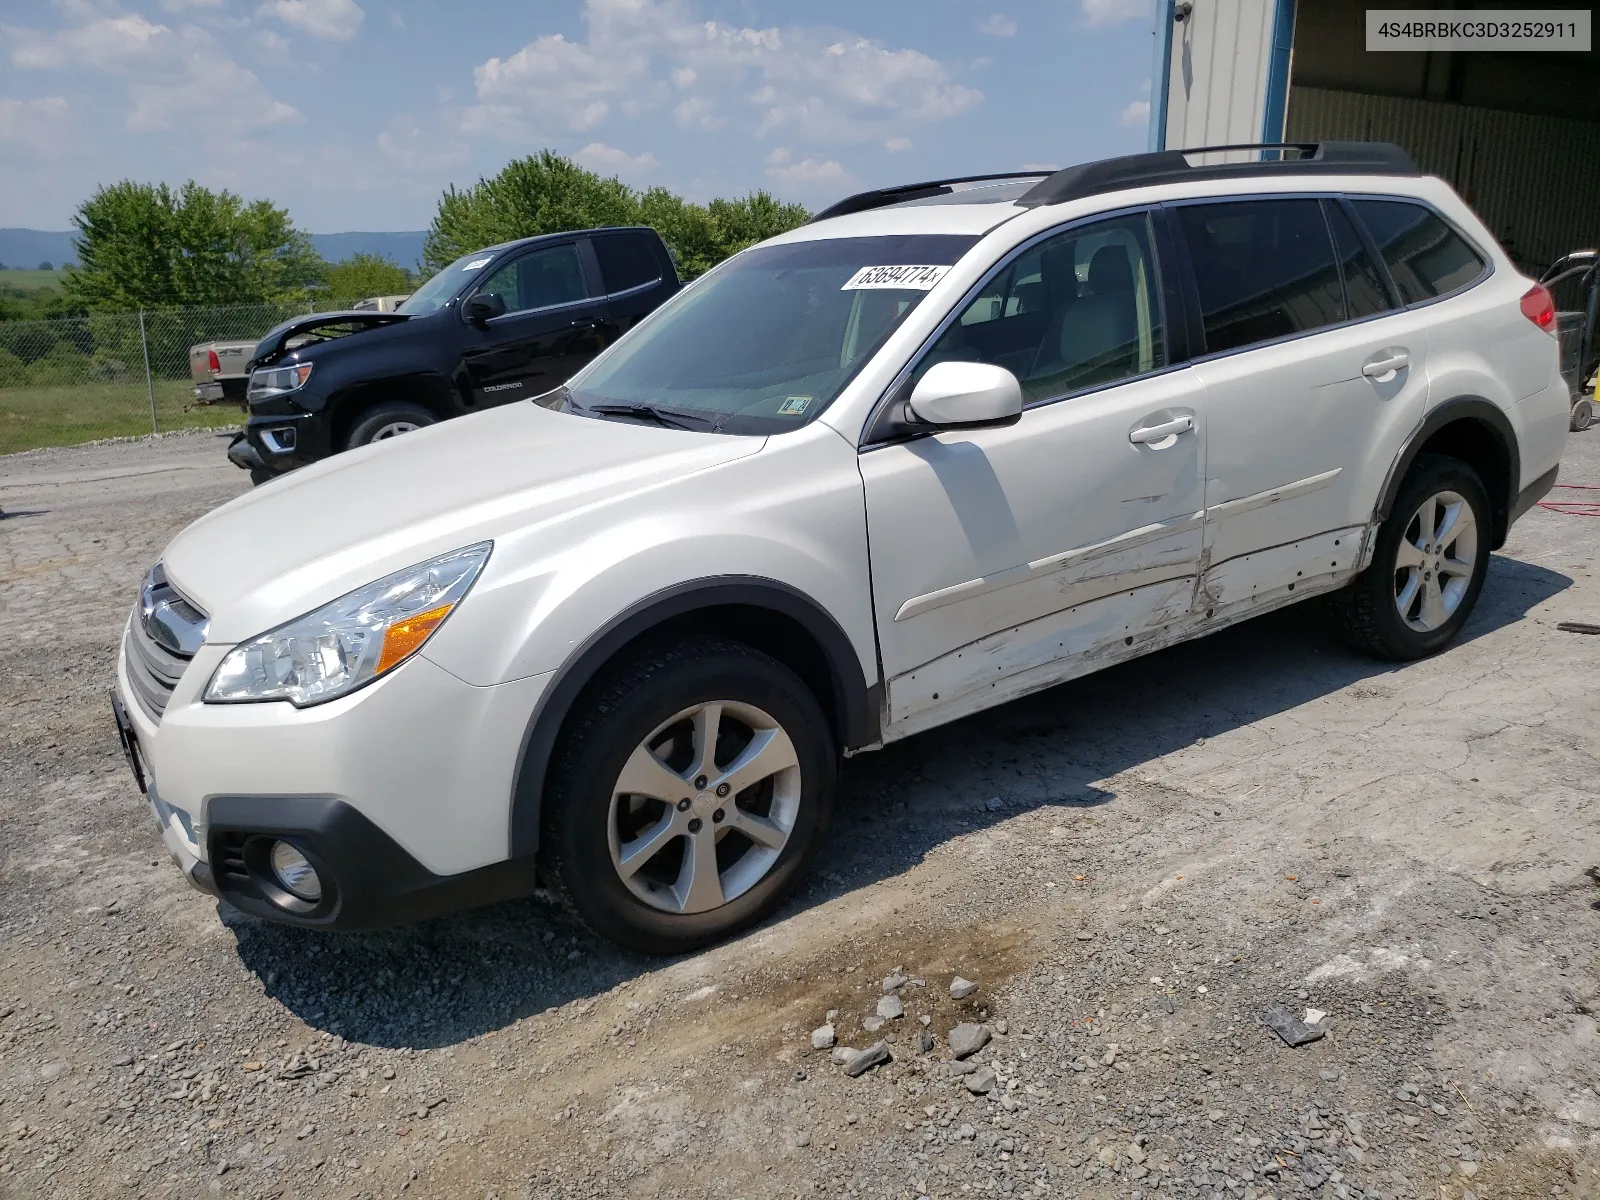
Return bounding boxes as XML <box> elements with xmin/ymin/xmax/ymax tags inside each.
<box><xmin>250</xmin><ymin>310</ymin><xmax>411</xmax><ymax>367</ymax></box>
<box><xmin>161</xmin><ymin>403</ymin><xmax>765</xmax><ymax>642</ymax></box>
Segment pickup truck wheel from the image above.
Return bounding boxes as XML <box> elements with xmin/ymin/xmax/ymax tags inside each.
<box><xmin>540</xmin><ymin>636</ymin><xmax>836</xmax><ymax>954</ymax></box>
<box><xmin>344</xmin><ymin>401</ymin><xmax>436</xmax><ymax>450</ymax></box>
<box><xmin>1331</xmin><ymin>454</ymin><xmax>1491</xmax><ymax>661</ymax></box>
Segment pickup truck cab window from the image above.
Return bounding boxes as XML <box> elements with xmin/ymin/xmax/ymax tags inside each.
<box><xmin>475</xmin><ymin>243</ymin><xmax>591</xmax><ymax>316</ymax></box>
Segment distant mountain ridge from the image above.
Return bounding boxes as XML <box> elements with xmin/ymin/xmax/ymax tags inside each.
<box><xmin>0</xmin><ymin>228</ymin><xmax>429</xmax><ymax>271</ymax></box>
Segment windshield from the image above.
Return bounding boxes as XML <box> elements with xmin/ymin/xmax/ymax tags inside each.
<box><xmin>566</xmin><ymin>234</ymin><xmax>979</xmax><ymax>434</ymax></box>
<box><xmin>397</xmin><ymin>248</ymin><xmax>501</xmax><ymax>314</ymax></box>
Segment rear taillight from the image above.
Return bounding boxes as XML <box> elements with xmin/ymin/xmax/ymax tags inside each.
<box><xmin>1520</xmin><ymin>284</ymin><xmax>1557</xmax><ymax>334</ymax></box>
<box><xmin>207</xmin><ymin>349</ymin><xmax>222</xmax><ymax>374</ymax></box>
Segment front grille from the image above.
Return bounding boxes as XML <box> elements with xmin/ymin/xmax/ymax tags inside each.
<box><xmin>124</xmin><ymin>564</ymin><xmax>208</xmax><ymax>724</ymax></box>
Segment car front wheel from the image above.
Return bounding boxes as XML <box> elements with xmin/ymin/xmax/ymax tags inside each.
<box><xmin>540</xmin><ymin>636</ymin><xmax>836</xmax><ymax>954</ymax></box>
<box><xmin>344</xmin><ymin>401</ymin><xmax>436</xmax><ymax>450</ymax></box>
<box><xmin>1332</xmin><ymin>454</ymin><xmax>1492</xmax><ymax>660</ymax></box>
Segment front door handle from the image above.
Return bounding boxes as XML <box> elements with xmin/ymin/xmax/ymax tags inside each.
<box><xmin>1362</xmin><ymin>349</ymin><xmax>1410</xmax><ymax>378</ymax></box>
<box><xmin>1129</xmin><ymin>414</ymin><xmax>1194</xmax><ymax>445</ymax></box>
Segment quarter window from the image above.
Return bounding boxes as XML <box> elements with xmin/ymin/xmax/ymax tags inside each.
<box><xmin>476</xmin><ymin>243</ymin><xmax>590</xmax><ymax>315</ymax></box>
<box><xmin>916</xmin><ymin>211</ymin><xmax>1167</xmax><ymax>404</ymax></box>
<box><xmin>1176</xmin><ymin>199</ymin><xmax>1344</xmax><ymax>354</ymax></box>
<box><xmin>1325</xmin><ymin>201</ymin><xmax>1394</xmax><ymax>320</ymax></box>
<box><xmin>1351</xmin><ymin>199</ymin><xmax>1486</xmax><ymax>304</ymax></box>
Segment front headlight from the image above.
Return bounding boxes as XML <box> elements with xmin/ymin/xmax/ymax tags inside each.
<box><xmin>248</xmin><ymin>362</ymin><xmax>313</xmax><ymax>400</ymax></box>
<box><xmin>204</xmin><ymin>543</ymin><xmax>491</xmax><ymax>706</ymax></box>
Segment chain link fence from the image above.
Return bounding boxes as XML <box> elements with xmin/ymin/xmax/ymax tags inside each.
<box><xmin>0</xmin><ymin>299</ymin><xmax>377</xmax><ymax>457</ymax></box>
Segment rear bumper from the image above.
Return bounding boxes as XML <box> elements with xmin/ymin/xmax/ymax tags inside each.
<box><xmin>1510</xmin><ymin>464</ymin><xmax>1559</xmax><ymax>527</ymax></box>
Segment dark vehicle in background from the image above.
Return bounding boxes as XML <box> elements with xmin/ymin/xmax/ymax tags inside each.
<box><xmin>228</xmin><ymin>226</ymin><xmax>680</xmax><ymax>482</ymax></box>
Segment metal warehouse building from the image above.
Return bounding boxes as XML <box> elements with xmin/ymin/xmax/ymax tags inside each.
<box><xmin>1149</xmin><ymin>0</ymin><xmax>1600</xmax><ymax>271</ymax></box>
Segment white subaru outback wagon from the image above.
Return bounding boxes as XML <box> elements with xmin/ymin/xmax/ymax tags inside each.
<box><xmin>114</xmin><ymin>143</ymin><xmax>1568</xmax><ymax>952</ymax></box>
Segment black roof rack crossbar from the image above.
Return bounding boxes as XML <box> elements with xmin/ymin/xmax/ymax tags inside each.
<box><xmin>1017</xmin><ymin>141</ymin><xmax>1419</xmax><ymax>208</ymax></box>
<box><xmin>807</xmin><ymin>172</ymin><xmax>1050</xmax><ymax>224</ymax></box>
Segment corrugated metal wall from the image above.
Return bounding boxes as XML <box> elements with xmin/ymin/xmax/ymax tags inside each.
<box><xmin>1165</xmin><ymin>0</ymin><xmax>1278</xmax><ymax>148</ymax></box>
<box><xmin>1288</xmin><ymin>86</ymin><xmax>1600</xmax><ymax>271</ymax></box>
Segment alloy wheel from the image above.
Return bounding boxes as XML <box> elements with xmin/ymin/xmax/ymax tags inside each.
<box><xmin>370</xmin><ymin>420</ymin><xmax>421</xmax><ymax>440</ymax></box>
<box><xmin>606</xmin><ymin>700</ymin><xmax>801</xmax><ymax>915</ymax></box>
<box><xmin>1393</xmin><ymin>489</ymin><xmax>1478</xmax><ymax>632</ymax></box>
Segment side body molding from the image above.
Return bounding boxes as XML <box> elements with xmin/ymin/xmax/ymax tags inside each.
<box><xmin>1372</xmin><ymin>396</ymin><xmax>1520</xmax><ymax>548</ymax></box>
<box><xmin>507</xmin><ymin>577</ymin><xmax>881</xmax><ymax>859</ymax></box>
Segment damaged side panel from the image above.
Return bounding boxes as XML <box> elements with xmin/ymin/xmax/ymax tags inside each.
<box><xmin>885</xmin><ymin>576</ymin><xmax>1194</xmax><ymax>737</ymax></box>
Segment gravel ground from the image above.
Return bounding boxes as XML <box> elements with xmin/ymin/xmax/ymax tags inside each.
<box><xmin>2</xmin><ymin>428</ymin><xmax>1598</xmax><ymax>1200</ymax></box>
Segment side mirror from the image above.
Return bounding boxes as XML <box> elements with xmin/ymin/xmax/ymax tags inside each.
<box><xmin>906</xmin><ymin>361</ymin><xmax>1023</xmax><ymax>429</ymax></box>
<box><xmin>465</xmin><ymin>291</ymin><xmax>507</xmax><ymax>325</ymax></box>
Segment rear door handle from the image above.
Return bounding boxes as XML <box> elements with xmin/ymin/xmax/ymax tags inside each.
<box><xmin>1129</xmin><ymin>414</ymin><xmax>1194</xmax><ymax>445</ymax></box>
<box><xmin>1362</xmin><ymin>349</ymin><xmax>1410</xmax><ymax>378</ymax></box>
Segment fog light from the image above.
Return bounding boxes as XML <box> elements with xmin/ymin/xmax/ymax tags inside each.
<box><xmin>268</xmin><ymin>840</ymin><xmax>322</xmax><ymax>902</ymax></box>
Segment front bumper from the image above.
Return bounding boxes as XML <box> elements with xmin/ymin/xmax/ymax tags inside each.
<box><xmin>230</xmin><ymin>403</ymin><xmax>329</xmax><ymax>476</ymax></box>
<box><xmin>114</xmin><ymin>628</ymin><xmax>553</xmax><ymax>930</ymax></box>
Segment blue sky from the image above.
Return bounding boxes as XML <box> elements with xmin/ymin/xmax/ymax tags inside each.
<box><xmin>0</xmin><ymin>0</ymin><xmax>1158</xmax><ymax>233</ymax></box>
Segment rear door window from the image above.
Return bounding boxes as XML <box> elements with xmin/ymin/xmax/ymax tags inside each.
<box><xmin>594</xmin><ymin>232</ymin><xmax>663</xmax><ymax>295</ymax></box>
<box><xmin>1325</xmin><ymin>200</ymin><xmax>1394</xmax><ymax>320</ymax></box>
<box><xmin>1351</xmin><ymin>199</ymin><xmax>1486</xmax><ymax>304</ymax></box>
<box><xmin>1175</xmin><ymin>198</ymin><xmax>1344</xmax><ymax>354</ymax></box>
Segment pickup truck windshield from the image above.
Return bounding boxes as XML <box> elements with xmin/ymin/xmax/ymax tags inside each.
<box><xmin>398</xmin><ymin>249</ymin><xmax>498</xmax><ymax>315</ymax></box>
<box><xmin>566</xmin><ymin>234</ymin><xmax>979</xmax><ymax>434</ymax></box>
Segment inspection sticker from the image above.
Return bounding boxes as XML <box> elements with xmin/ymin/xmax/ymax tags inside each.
<box><xmin>776</xmin><ymin>395</ymin><xmax>812</xmax><ymax>416</ymax></box>
<box><xmin>841</xmin><ymin>264</ymin><xmax>950</xmax><ymax>291</ymax></box>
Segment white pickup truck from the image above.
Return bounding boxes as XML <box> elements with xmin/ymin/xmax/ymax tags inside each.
<box><xmin>187</xmin><ymin>295</ymin><xmax>411</xmax><ymax>407</ymax></box>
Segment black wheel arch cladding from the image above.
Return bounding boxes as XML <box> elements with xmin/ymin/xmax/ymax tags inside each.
<box><xmin>1375</xmin><ymin>397</ymin><xmax>1519</xmax><ymax>549</ymax></box>
<box><xmin>507</xmin><ymin>577</ymin><xmax>880</xmax><ymax>859</ymax></box>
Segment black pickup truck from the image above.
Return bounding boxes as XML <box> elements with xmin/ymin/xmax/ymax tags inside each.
<box><xmin>229</xmin><ymin>226</ymin><xmax>681</xmax><ymax>481</ymax></box>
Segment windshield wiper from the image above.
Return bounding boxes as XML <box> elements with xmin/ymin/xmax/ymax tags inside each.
<box><xmin>581</xmin><ymin>402</ymin><xmax>720</xmax><ymax>432</ymax></box>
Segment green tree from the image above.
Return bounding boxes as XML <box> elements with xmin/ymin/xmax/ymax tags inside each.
<box><xmin>38</xmin><ymin>261</ymin><xmax>53</xmax><ymax>271</ymax></box>
<box><xmin>318</xmin><ymin>252</ymin><xmax>413</xmax><ymax>304</ymax></box>
<box><xmin>422</xmin><ymin>151</ymin><xmax>811</xmax><ymax>279</ymax></box>
<box><xmin>65</xmin><ymin>180</ymin><xmax>321</xmax><ymax>311</ymax></box>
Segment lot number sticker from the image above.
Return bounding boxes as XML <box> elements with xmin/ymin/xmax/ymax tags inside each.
<box><xmin>841</xmin><ymin>265</ymin><xmax>950</xmax><ymax>291</ymax></box>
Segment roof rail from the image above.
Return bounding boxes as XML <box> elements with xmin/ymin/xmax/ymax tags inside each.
<box><xmin>807</xmin><ymin>172</ymin><xmax>1049</xmax><ymax>224</ymax></box>
<box><xmin>1017</xmin><ymin>141</ymin><xmax>1419</xmax><ymax>208</ymax></box>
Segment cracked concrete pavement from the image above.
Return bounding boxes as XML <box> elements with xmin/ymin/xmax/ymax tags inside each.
<box><xmin>1</xmin><ymin>426</ymin><xmax>1597</xmax><ymax>1199</ymax></box>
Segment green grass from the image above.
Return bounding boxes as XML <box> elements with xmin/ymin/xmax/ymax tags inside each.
<box><xmin>0</xmin><ymin>378</ymin><xmax>241</xmax><ymax>456</ymax></box>
<box><xmin>0</xmin><ymin>268</ymin><xmax>68</xmax><ymax>293</ymax></box>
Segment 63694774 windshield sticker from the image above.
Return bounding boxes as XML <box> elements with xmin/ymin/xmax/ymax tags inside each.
<box><xmin>840</xmin><ymin>265</ymin><xmax>950</xmax><ymax>291</ymax></box>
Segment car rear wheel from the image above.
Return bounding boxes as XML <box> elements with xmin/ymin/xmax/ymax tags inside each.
<box><xmin>1331</xmin><ymin>454</ymin><xmax>1492</xmax><ymax>661</ymax></box>
<box><xmin>540</xmin><ymin>636</ymin><xmax>836</xmax><ymax>954</ymax></box>
<box><xmin>344</xmin><ymin>401</ymin><xmax>436</xmax><ymax>450</ymax></box>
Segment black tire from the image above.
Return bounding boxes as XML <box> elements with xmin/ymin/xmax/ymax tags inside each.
<box><xmin>540</xmin><ymin>636</ymin><xmax>837</xmax><ymax>954</ymax></box>
<box><xmin>343</xmin><ymin>401</ymin><xmax>436</xmax><ymax>451</ymax></box>
<box><xmin>1331</xmin><ymin>454</ymin><xmax>1492</xmax><ymax>661</ymax></box>
<box><xmin>1570</xmin><ymin>397</ymin><xmax>1593</xmax><ymax>433</ymax></box>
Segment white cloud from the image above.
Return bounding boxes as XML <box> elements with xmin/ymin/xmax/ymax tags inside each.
<box><xmin>765</xmin><ymin>153</ymin><xmax>849</xmax><ymax>187</ymax></box>
<box><xmin>1119</xmin><ymin>98</ymin><xmax>1150</xmax><ymax>126</ymax></box>
<box><xmin>259</xmin><ymin>0</ymin><xmax>364</xmax><ymax>41</ymax></box>
<box><xmin>377</xmin><ymin>117</ymin><xmax>469</xmax><ymax>172</ymax></box>
<box><xmin>1082</xmin><ymin>0</ymin><xmax>1150</xmax><ymax>27</ymax></box>
<box><xmin>7</xmin><ymin>13</ymin><xmax>302</xmax><ymax>138</ymax></box>
<box><xmin>466</xmin><ymin>0</ymin><xmax>982</xmax><ymax>150</ymax></box>
<box><xmin>575</xmin><ymin>140</ymin><xmax>659</xmax><ymax>177</ymax></box>
<box><xmin>0</xmin><ymin>96</ymin><xmax>73</xmax><ymax>158</ymax></box>
<box><xmin>159</xmin><ymin>0</ymin><xmax>224</xmax><ymax>10</ymax></box>
<box><xmin>885</xmin><ymin>136</ymin><xmax>912</xmax><ymax>152</ymax></box>
<box><xmin>979</xmin><ymin>13</ymin><xmax>1017</xmax><ymax>36</ymax></box>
